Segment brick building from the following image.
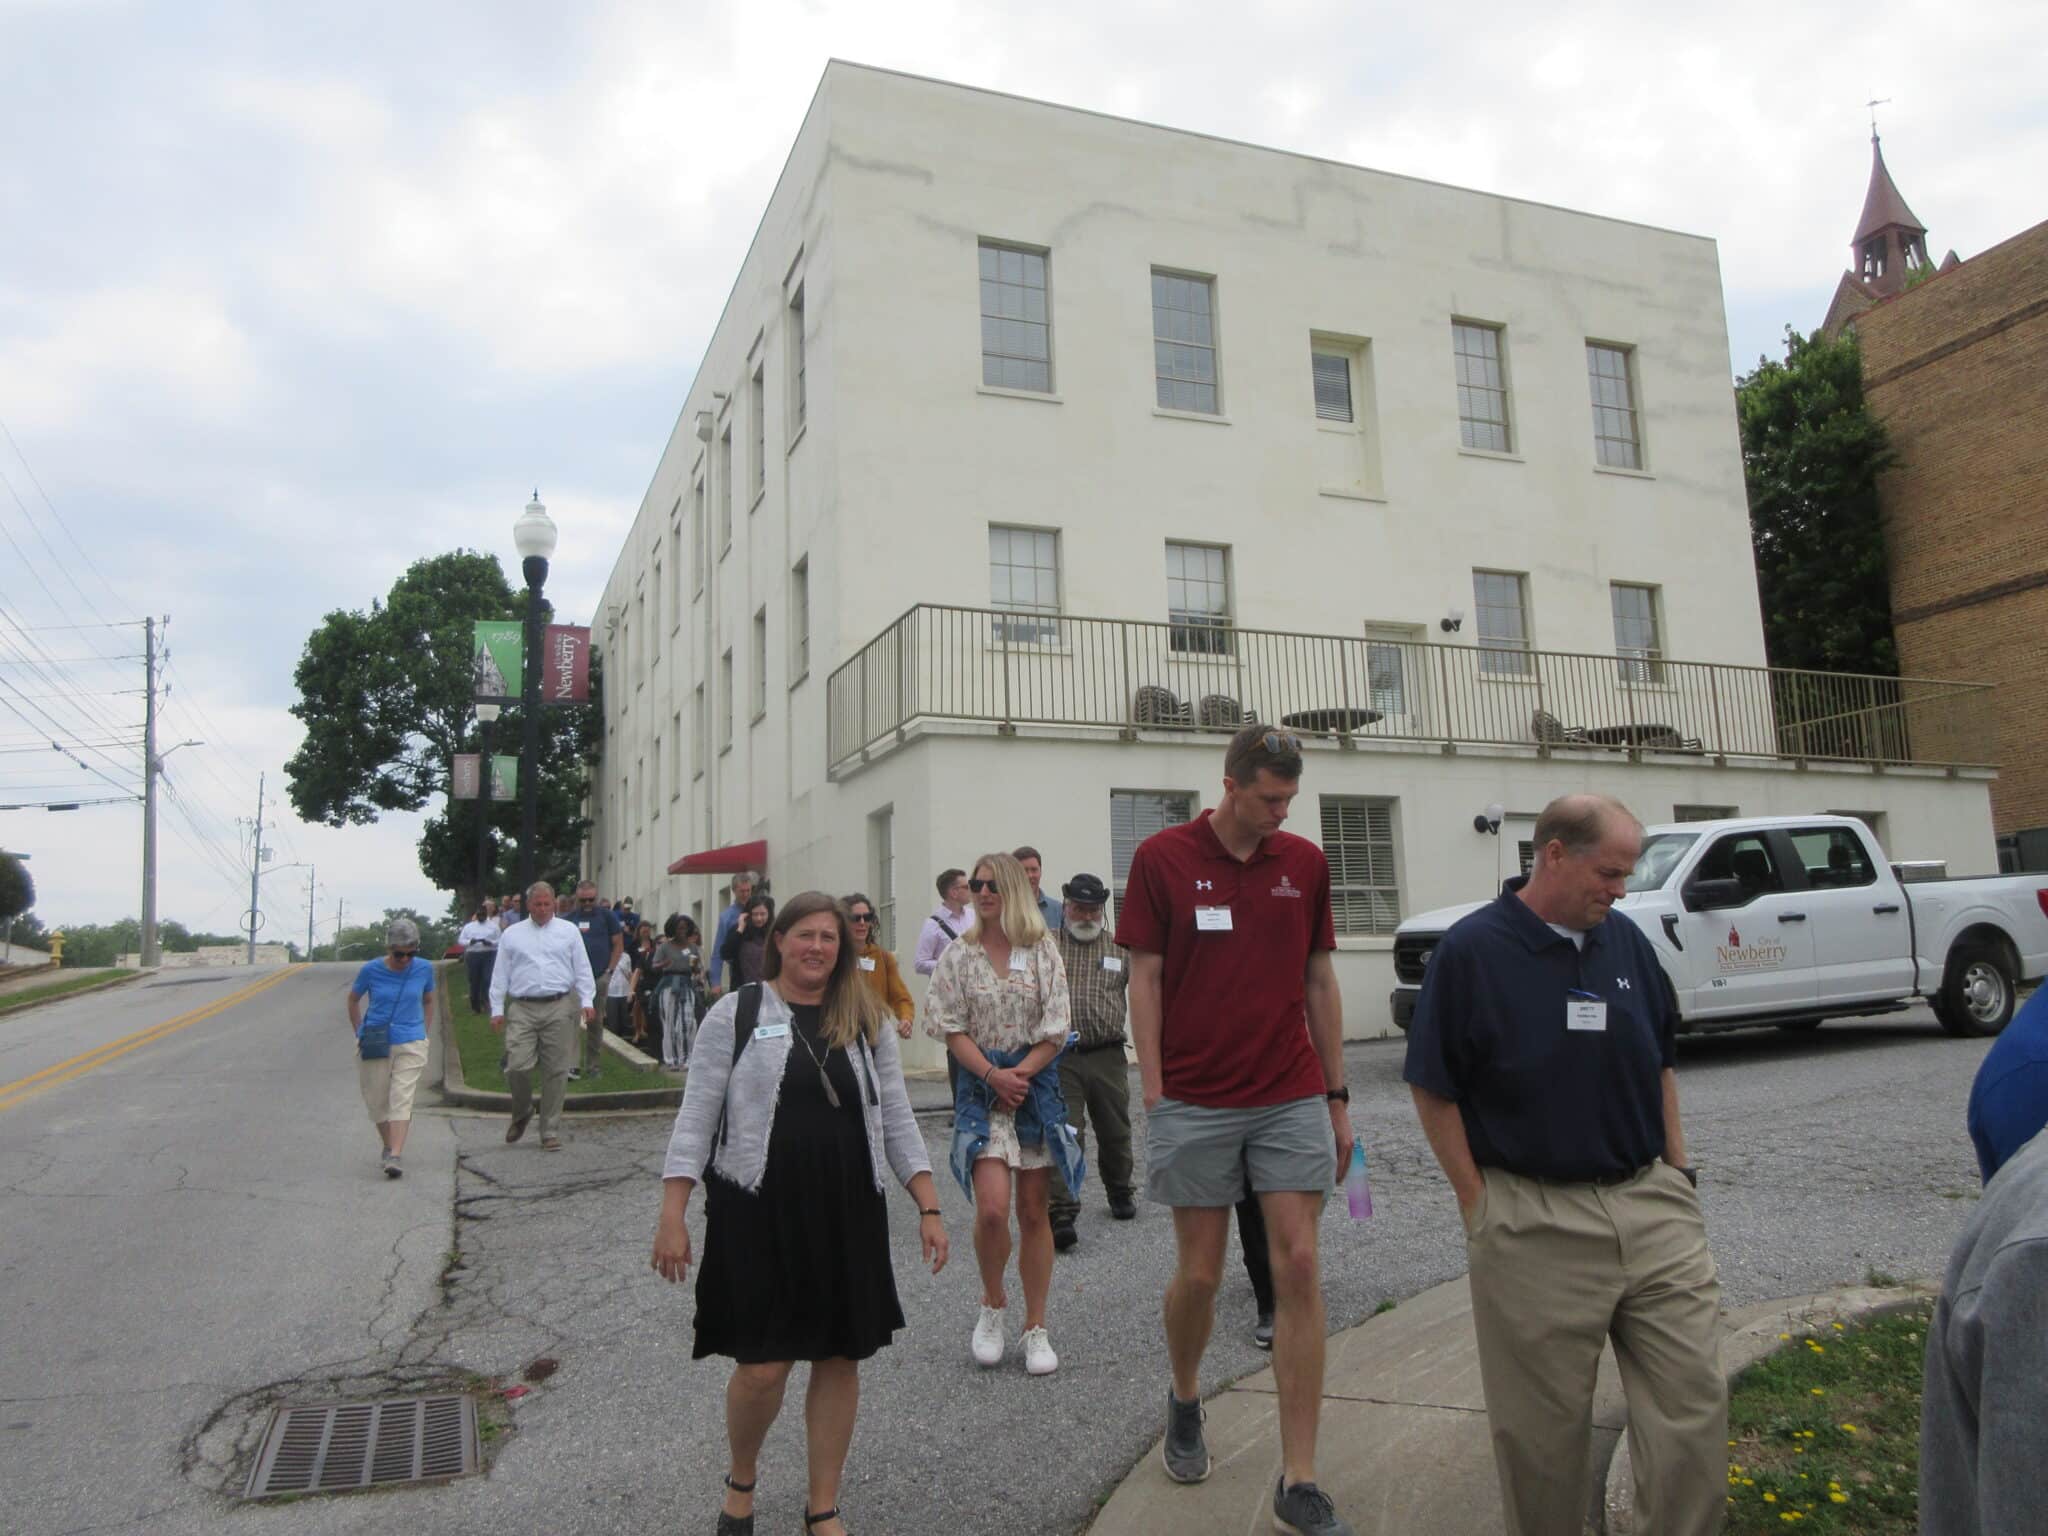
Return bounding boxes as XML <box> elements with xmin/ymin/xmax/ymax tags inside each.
<box><xmin>1846</xmin><ymin>212</ymin><xmax>2048</xmax><ymax>869</ymax></box>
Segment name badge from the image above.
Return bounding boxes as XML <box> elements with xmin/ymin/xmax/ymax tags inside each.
<box><xmin>1195</xmin><ymin>906</ymin><xmax>1234</xmax><ymax>933</ymax></box>
<box><xmin>753</xmin><ymin>1023</ymin><xmax>790</xmax><ymax>1041</ymax></box>
<box><xmin>1102</xmin><ymin>956</ymin><xmax>1124</xmax><ymax>973</ymax></box>
<box><xmin>1009</xmin><ymin>951</ymin><xmax>1029</xmax><ymax>972</ymax></box>
<box><xmin>1566</xmin><ymin>999</ymin><xmax>1608</xmax><ymax>1032</ymax></box>
<box><xmin>858</xmin><ymin>957</ymin><xmax>876</xmax><ymax>972</ymax></box>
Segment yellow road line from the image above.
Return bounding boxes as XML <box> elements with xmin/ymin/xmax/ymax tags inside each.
<box><xmin>0</xmin><ymin>966</ymin><xmax>297</xmax><ymax>1114</ymax></box>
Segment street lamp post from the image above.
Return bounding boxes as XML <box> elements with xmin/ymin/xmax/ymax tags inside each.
<box><xmin>511</xmin><ymin>491</ymin><xmax>558</xmax><ymax>891</ymax></box>
<box><xmin>475</xmin><ymin>702</ymin><xmax>501</xmax><ymax>901</ymax></box>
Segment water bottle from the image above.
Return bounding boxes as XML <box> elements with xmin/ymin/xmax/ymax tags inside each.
<box><xmin>1344</xmin><ymin>1140</ymin><xmax>1374</xmax><ymax>1220</ymax></box>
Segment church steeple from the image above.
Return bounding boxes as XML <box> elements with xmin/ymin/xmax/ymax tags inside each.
<box><xmin>1851</xmin><ymin>132</ymin><xmax>1929</xmax><ymax>298</ymax></box>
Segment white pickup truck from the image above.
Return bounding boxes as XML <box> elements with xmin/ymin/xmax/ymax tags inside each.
<box><xmin>1389</xmin><ymin>815</ymin><xmax>2048</xmax><ymax>1038</ymax></box>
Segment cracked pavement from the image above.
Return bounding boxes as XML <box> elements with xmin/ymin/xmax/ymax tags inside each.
<box><xmin>0</xmin><ymin>961</ymin><xmax>2006</xmax><ymax>1535</ymax></box>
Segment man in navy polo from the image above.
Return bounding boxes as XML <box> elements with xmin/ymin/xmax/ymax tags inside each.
<box><xmin>1120</xmin><ymin>723</ymin><xmax>1355</xmax><ymax>1536</ymax></box>
<box><xmin>569</xmin><ymin>880</ymin><xmax>625</xmax><ymax>1079</ymax></box>
<box><xmin>1405</xmin><ymin>793</ymin><xmax>1723</xmax><ymax>1536</ymax></box>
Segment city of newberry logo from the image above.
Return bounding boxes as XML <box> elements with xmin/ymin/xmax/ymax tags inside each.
<box><xmin>1271</xmin><ymin>873</ymin><xmax>1302</xmax><ymax>899</ymax></box>
<box><xmin>1715</xmin><ymin>923</ymin><xmax>1787</xmax><ymax>973</ymax></box>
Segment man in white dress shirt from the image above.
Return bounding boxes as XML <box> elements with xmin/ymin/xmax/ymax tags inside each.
<box><xmin>489</xmin><ymin>882</ymin><xmax>597</xmax><ymax>1150</ymax></box>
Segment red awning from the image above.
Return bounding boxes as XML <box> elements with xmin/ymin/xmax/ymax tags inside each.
<box><xmin>668</xmin><ymin>839</ymin><xmax>769</xmax><ymax>877</ymax></box>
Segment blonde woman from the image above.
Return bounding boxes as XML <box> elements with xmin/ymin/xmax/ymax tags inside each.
<box><xmin>653</xmin><ymin>892</ymin><xmax>947</xmax><ymax>1536</ymax></box>
<box><xmin>925</xmin><ymin>852</ymin><xmax>1083</xmax><ymax>1376</ymax></box>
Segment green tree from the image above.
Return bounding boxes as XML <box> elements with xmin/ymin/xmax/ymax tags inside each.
<box><xmin>5</xmin><ymin>911</ymin><xmax>49</xmax><ymax>953</ymax></box>
<box><xmin>1736</xmin><ymin>326</ymin><xmax>1899</xmax><ymax>675</ymax></box>
<box><xmin>0</xmin><ymin>852</ymin><xmax>33</xmax><ymax>927</ymax></box>
<box><xmin>286</xmin><ymin>551</ymin><xmax>600</xmax><ymax>905</ymax></box>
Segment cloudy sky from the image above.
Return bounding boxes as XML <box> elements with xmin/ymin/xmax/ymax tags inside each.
<box><xmin>1</xmin><ymin>0</ymin><xmax>2039</xmax><ymax>945</ymax></box>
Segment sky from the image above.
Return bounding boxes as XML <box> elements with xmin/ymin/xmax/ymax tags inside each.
<box><xmin>1</xmin><ymin>0</ymin><xmax>2041</xmax><ymax>945</ymax></box>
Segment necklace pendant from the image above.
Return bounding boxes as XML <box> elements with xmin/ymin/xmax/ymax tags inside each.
<box><xmin>820</xmin><ymin>1066</ymin><xmax>841</xmax><ymax>1109</ymax></box>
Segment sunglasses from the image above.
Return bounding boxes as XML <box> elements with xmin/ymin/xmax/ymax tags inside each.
<box><xmin>390</xmin><ymin>949</ymin><xmax>418</xmax><ymax>959</ymax></box>
<box><xmin>968</xmin><ymin>878</ymin><xmax>998</xmax><ymax>893</ymax></box>
<box><xmin>1262</xmin><ymin>730</ymin><xmax>1303</xmax><ymax>755</ymax></box>
<box><xmin>848</xmin><ymin>911</ymin><xmax>875</xmax><ymax>923</ymax></box>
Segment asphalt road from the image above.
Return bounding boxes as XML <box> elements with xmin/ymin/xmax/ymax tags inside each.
<box><xmin>0</xmin><ymin>979</ymin><xmax>2003</xmax><ymax>1536</ymax></box>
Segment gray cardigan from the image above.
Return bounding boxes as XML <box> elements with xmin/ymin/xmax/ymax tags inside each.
<box><xmin>662</xmin><ymin>981</ymin><xmax>931</xmax><ymax>1195</ymax></box>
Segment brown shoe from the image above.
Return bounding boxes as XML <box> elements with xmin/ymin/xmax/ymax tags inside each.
<box><xmin>540</xmin><ymin>1135</ymin><xmax>563</xmax><ymax>1151</ymax></box>
<box><xmin>505</xmin><ymin>1115</ymin><xmax>530</xmax><ymax>1144</ymax></box>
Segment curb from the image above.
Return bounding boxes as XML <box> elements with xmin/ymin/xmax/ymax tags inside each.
<box><xmin>1599</xmin><ymin>1281</ymin><xmax>1938</xmax><ymax>1533</ymax></box>
<box><xmin>0</xmin><ymin>969</ymin><xmax>143</xmax><ymax>1019</ymax></box>
<box><xmin>435</xmin><ymin>975</ymin><xmax>682</xmax><ymax>1112</ymax></box>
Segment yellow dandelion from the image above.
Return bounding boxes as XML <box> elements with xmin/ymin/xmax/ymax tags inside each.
<box><xmin>1840</xmin><ymin>1423</ymin><xmax>1859</xmax><ymax>1434</ymax></box>
<box><xmin>1779</xmin><ymin>1332</ymin><xmax>1791</xmax><ymax>1340</ymax></box>
<box><xmin>1830</xmin><ymin>1492</ymin><xmax>1849</xmax><ymax>1504</ymax></box>
<box><xmin>1763</xmin><ymin>1492</ymin><xmax>1777</xmax><ymax>1503</ymax></box>
<box><xmin>1810</xmin><ymin>1388</ymin><xmax>1826</xmax><ymax>1396</ymax></box>
<box><xmin>1831</xmin><ymin>1321</ymin><xmax>1845</xmax><ymax>1330</ymax></box>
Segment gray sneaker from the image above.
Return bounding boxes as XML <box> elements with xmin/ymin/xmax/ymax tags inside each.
<box><xmin>1273</xmin><ymin>1476</ymin><xmax>1353</xmax><ymax>1536</ymax></box>
<box><xmin>1161</xmin><ymin>1390</ymin><xmax>1210</xmax><ymax>1483</ymax></box>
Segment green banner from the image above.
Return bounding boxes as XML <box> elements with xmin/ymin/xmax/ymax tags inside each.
<box><xmin>490</xmin><ymin>755</ymin><xmax>518</xmax><ymax>802</ymax></box>
<box><xmin>473</xmin><ymin>621</ymin><xmax>522</xmax><ymax>702</ymax></box>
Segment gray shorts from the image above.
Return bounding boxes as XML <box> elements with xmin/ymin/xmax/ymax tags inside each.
<box><xmin>1145</xmin><ymin>1094</ymin><xmax>1335</xmax><ymax>1207</ymax></box>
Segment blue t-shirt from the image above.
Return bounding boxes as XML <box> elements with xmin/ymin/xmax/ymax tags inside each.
<box><xmin>571</xmin><ymin>904</ymin><xmax>625</xmax><ymax>977</ymax></box>
<box><xmin>351</xmin><ymin>957</ymin><xmax>434</xmax><ymax>1045</ymax></box>
<box><xmin>1967</xmin><ymin>985</ymin><xmax>2048</xmax><ymax>1184</ymax></box>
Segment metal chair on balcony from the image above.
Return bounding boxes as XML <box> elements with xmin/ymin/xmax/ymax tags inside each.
<box><xmin>1133</xmin><ymin>685</ymin><xmax>1193</xmax><ymax>727</ymax></box>
<box><xmin>1531</xmin><ymin>709</ymin><xmax>1590</xmax><ymax>747</ymax></box>
<box><xmin>1197</xmin><ymin>694</ymin><xmax>1257</xmax><ymax>729</ymax></box>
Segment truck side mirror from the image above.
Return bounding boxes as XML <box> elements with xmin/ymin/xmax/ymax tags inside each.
<box><xmin>1683</xmin><ymin>877</ymin><xmax>1748</xmax><ymax>912</ymax></box>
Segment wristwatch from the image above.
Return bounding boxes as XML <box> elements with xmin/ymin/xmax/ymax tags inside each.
<box><xmin>1325</xmin><ymin>1086</ymin><xmax>1351</xmax><ymax>1105</ymax></box>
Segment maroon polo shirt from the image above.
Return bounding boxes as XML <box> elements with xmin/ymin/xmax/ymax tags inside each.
<box><xmin>1116</xmin><ymin>809</ymin><xmax>1335</xmax><ymax>1108</ymax></box>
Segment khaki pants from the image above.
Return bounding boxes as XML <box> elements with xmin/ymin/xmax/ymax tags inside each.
<box><xmin>1465</xmin><ymin>1161</ymin><xmax>1726</xmax><ymax>1536</ymax></box>
<box><xmin>358</xmin><ymin>1039</ymin><xmax>430</xmax><ymax>1123</ymax></box>
<box><xmin>1050</xmin><ymin>1044</ymin><xmax>1135</xmax><ymax>1223</ymax></box>
<box><xmin>504</xmin><ymin>994</ymin><xmax>578</xmax><ymax>1138</ymax></box>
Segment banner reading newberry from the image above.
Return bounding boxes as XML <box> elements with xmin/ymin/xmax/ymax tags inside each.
<box><xmin>472</xmin><ymin>621</ymin><xmax>521</xmax><ymax>703</ymax></box>
<box><xmin>451</xmin><ymin>754</ymin><xmax>481</xmax><ymax>800</ymax></box>
<box><xmin>542</xmin><ymin>625</ymin><xmax>591</xmax><ymax>703</ymax></box>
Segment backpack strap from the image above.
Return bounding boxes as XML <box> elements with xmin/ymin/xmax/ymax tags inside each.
<box><xmin>934</xmin><ymin>918</ymin><xmax>957</xmax><ymax>940</ymax></box>
<box><xmin>714</xmin><ymin>983</ymin><xmax>765</xmax><ymax>1150</ymax></box>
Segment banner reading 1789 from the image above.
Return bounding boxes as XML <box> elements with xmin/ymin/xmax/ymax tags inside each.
<box><xmin>473</xmin><ymin>621</ymin><xmax>522</xmax><ymax>702</ymax></box>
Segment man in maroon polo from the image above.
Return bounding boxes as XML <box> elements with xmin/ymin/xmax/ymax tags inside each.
<box><xmin>1118</xmin><ymin>723</ymin><xmax>1355</xmax><ymax>1536</ymax></box>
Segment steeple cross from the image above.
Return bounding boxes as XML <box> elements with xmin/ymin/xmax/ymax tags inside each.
<box><xmin>1865</xmin><ymin>96</ymin><xmax>1891</xmax><ymax>138</ymax></box>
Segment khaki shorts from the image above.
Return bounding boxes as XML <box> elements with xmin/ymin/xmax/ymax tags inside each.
<box><xmin>359</xmin><ymin>1039</ymin><xmax>431</xmax><ymax>1123</ymax></box>
<box><xmin>1145</xmin><ymin>1094</ymin><xmax>1333</xmax><ymax>1207</ymax></box>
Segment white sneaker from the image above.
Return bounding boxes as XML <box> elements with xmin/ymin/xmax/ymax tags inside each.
<box><xmin>971</xmin><ymin>1305</ymin><xmax>1006</xmax><ymax>1367</ymax></box>
<box><xmin>1022</xmin><ymin>1326</ymin><xmax>1058</xmax><ymax>1376</ymax></box>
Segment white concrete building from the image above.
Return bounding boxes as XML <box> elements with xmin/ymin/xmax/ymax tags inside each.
<box><xmin>587</xmin><ymin>63</ymin><xmax>1998</xmax><ymax>1060</ymax></box>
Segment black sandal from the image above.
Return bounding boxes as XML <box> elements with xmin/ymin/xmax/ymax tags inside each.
<box><xmin>803</xmin><ymin>1510</ymin><xmax>843</xmax><ymax>1533</ymax></box>
<box><xmin>715</xmin><ymin>1474</ymin><xmax>756</xmax><ymax>1536</ymax></box>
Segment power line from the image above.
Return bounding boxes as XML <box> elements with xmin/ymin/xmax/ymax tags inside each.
<box><xmin>0</xmin><ymin>413</ymin><xmax>140</xmax><ymax>628</ymax></box>
<box><xmin>0</xmin><ymin>618</ymin><xmax>146</xmax><ymax>634</ymax></box>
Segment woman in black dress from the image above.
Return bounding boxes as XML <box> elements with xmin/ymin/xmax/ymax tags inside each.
<box><xmin>653</xmin><ymin>892</ymin><xmax>947</xmax><ymax>1536</ymax></box>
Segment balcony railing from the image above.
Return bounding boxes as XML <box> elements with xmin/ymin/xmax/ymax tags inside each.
<box><xmin>826</xmin><ymin>604</ymin><xmax>1996</xmax><ymax>778</ymax></box>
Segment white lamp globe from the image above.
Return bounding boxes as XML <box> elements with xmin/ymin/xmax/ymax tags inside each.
<box><xmin>513</xmin><ymin>491</ymin><xmax>558</xmax><ymax>561</ymax></box>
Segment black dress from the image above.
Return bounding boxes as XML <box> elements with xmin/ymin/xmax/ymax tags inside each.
<box><xmin>693</xmin><ymin>1004</ymin><xmax>906</xmax><ymax>1363</ymax></box>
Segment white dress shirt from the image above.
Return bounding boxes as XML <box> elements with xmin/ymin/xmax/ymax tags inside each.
<box><xmin>488</xmin><ymin>916</ymin><xmax>597</xmax><ymax>1015</ymax></box>
<box><xmin>458</xmin><ymin>920</ymin><xmax>499</xmax><ymax>950</ymax></box>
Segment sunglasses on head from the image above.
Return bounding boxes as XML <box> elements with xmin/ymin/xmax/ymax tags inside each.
<box><xmin>968</xmin><ymin>878</ymin><xmax>998</xmax><ymax>893</ymax></box>
<box><xmin>1262</xmin><ymin>729</ymin><xmax>1303</xmax><ymax>755</ymax></box>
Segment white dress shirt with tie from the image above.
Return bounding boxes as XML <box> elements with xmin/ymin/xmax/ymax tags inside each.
<box><xmin>488</xmin><ymin>916</ymin><xmax>597</xmax><ymax>1016</ymax></box>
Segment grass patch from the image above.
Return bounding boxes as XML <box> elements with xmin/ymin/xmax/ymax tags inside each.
<box><xmin>0</xmin><ymin>969</ymin><xmax>133</xmax><ymax>1015</ymax></box>
<box><xmin>1725</xmin><ymin>1303</ymin><xmax>1930</xmax><ymax>1534</ymax></box>
<box><xmin>446</xmin><ymin>983</ymin><xmax>668</xmax><ymax>1095</ymax></box>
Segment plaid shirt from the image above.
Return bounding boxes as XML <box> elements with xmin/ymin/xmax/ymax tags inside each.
<box><xmin>1053</xmin><ymin>928</ymin><xmax>1130</xmax><ymax>1048</ymax></box>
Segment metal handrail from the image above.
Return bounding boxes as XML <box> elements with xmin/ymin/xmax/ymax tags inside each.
<box><xmin>825</xmin><ymin>604</ymin><xmax>1997</xmax><ymax>777</ymax></box>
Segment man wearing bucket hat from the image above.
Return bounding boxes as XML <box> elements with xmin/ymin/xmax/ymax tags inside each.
<box><xmin>1049</xmin><ymin>872</ymin><xmax>1136</xmax><ymax>1250</ymax></box>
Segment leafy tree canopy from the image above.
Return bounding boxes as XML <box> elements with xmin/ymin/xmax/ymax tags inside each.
<box><xmin>0</xmin><ymin>852</ymin><xmax>33</xmax><ymax>926</ymax></box>
<box><xmin>1736</xmin><ymin>326</ymin><xmax>1899</xmax><ymax>676</ymax></box>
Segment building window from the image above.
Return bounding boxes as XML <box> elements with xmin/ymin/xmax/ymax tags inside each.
<box><xmin>1311</xmin><ymin>349</ymin><xmax>1353</xmax><ymax>422</ymax></box>
<box><xmin>1111</xmin><ymin>790</ymin><xmax>1194</xmax><ymax>907</ymax></box>
<box><xmin>671</xmin><ymin>711</ymin><xmax>682</xmax><ymax>798</ymax></box>
<box><xmin>641</xmin><ymin>752</ymin><xmax>652</xmax><ymax>823</ymax></box>
<box><xmin>1673</xmin><ymin>804</ymin><xmax>1738</xmax><ymax>823</ymax></box>
<box><xmin>788</xmin><ymin>284</ymin><xmax>806</xmax><ymax>438</ymax></box>
<box><xmin>1610</xmin><ymin>582</ymin><xmax>1663</xmax><ymax>683</ymax></box>
<box><xmin>1319</xmin><ymin>796</ymin><xmax>1402</xmax><ymax>935</ymax></box>
<box><xmin>870</xmin><ymin>806</ymin><xmax>896</xmax><ymax>949</ymax></box>
<box><xmin>719</xmin><ymin>649</ymin><xmax>733</xmax><ymax>752</ymax></box>
<box><xmin>692</xmin><ymin>476</ymin><xmax>706</xmax><ymax>595</ymax></box>
<box><xmin>790</xmin><ymin>557</ymin><xmax>810</xmax><ymax>682</ymax></box>
<box><xmin>1517</xmin><ymin>839</ymin><xmax>1535</xmax><ymax>876</ymax></box>
<box><xmin>988</xmin><ymin>524</ymin><xmax>1061</xmax><ymax>645</ymax></box>
<box><xmin>1166</xmin><ymin>541</ymin><xmax>1232</xmax><ymax>654</ymax></box>
<box><xmin>719</xmin><ymin>426</ymin><xmax>733</xmax><ymax>553</ymax></box>
<box><xmin>1152</xmin><ymin>270</ymin><xmax>1218</xmax><ymax>414</ymax></box>
<box><xmin>693</xmin><ymin>685</ymin><xmax>707</xmax><ymax>778</ymax></box>
<box><xmin>1364</xmin><ymin>624</ymin><xmax>1421</xmax><ymax>718</ymax></box>
<box><xmin>1473</xmin><ymin>569</ymin><xmax>1532</xmax><ymax>677</ymax></box>
<box><xmin>619</xmin><ymin>774</ymin><xmax>629</xmax><ymax>848</ymax></box>
<box><xmin>979</xmin><ymin>241</ymin><xmax>1052</xmax><ymax>393</ymax></box>
<box><xmin>751</xmin><ymin>364</ymin><xmax>767</xmax><ymax>499</ymax></box>
<box><xmin>751</xmin><ymin>607</ymin><xmax>768</xmax><ymax>721</ymax></box>
<box><xmin>1586</xmin><ymin>343</ymin><xmax>1641</xmax><ymax>469</ymax></box>
<box><xmin>1453</xmin><ymin>321</ymin><xmax>1511</xmax><ymax>453</ymax></box>
<box><xmin>668</xmin><ymin>512</ymin><xmax>683</xmax><ymax>627</ymax></box>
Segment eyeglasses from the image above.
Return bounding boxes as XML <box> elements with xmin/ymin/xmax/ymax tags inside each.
<box><xmin>968</xmin><ymin>878</ymin><xmax>997</xmax><ymax>893</ymax></box>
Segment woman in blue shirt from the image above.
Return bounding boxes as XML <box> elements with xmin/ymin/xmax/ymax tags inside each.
<box><xmin>347</xmin><ymin>918</ymin><xmax>436</xmax><ymax>1179</ymax></box>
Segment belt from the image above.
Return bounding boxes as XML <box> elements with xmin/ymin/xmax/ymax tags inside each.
<box><xmin>1525</xmin><ymin>1161</ymin><xmax>1653</xmax><ymax>1187</ymax></box>
<box><xmin>1075</xmin><ymin>1038</ymin><xmax>1128</xmax><ymax>1054</ymax></box>
<box><xmin>511</xmin><ymin>990</ymin><xmax>571</xmax><ymax>1002</ymax></box>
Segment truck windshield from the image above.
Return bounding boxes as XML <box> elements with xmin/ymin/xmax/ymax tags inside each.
<box><xmin>1628</xmin><ymin>832</ymin><xmax>1699</xmax><ymax>892</ymax></box>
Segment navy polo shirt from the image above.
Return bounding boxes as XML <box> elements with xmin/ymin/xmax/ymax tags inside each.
<box><xmin>1403</xmin><ymin>877</ymin><xmax>1676</xmax><ymax>1182</ymax></box>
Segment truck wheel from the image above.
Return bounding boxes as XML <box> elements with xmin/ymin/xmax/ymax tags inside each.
<box><xmin>1936</xmin><ymin>943</ymin><xmax>2016</xmax><ymax>1037</ymax></box>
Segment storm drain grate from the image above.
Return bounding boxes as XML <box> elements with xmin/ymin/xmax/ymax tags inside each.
<box><xmin>244</xmin><ymin>1393</ymin><xmax>479</xmax><ymax>1498</ymax></box>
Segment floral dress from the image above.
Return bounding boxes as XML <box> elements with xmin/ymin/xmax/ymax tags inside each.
<box><xmin>925</xmin><ymin>933</ymin><xmax>1071</xmax><ymax>1169</ymax></box>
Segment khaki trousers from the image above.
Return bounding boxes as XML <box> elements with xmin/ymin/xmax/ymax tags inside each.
<box><xmin>1050</xmin><ymin>1045</ymin><xmax>1135</xmax><ymax>1222</ymax></box>
<box><xmin>1465</xmin><ymin>1161</ymin><xmax>1725</xmax><ymax>1536</ymax></box>
<box><xmin>504</xmin><ymin>994</ymin><xmax>579</xmax><ymax>1138</ymax></box>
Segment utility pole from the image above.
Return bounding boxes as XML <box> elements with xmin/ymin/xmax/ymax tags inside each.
<box><xmin>334</xmin><ymin>895</ymin><xmax>346</xmax><ymax>962</ymax></box>
<box><xmin>139</xmin><ymin>616</ymin><xmax>161</xmax><ymax>969</ymax></box>
<box><xmin>245</xmin><ymin>771</ymin><xmax>266</xmax><ymax>966</ymax></box>
<box><xmin>305</xmin><ymin>866</ymin><xmax>317</xmax><ymax>961</ymax></box>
